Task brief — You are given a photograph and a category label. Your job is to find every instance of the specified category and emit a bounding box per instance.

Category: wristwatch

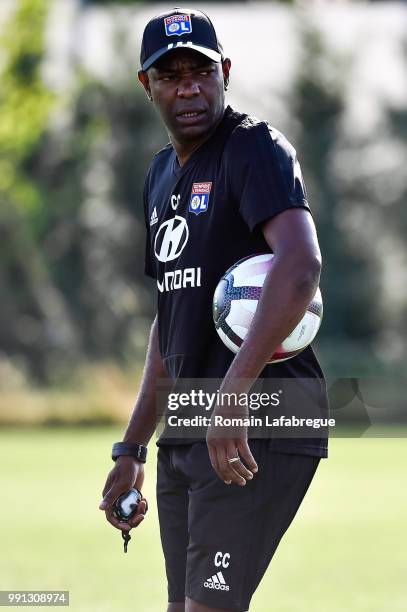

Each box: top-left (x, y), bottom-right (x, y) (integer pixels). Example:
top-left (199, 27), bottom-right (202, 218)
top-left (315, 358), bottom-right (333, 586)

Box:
top-left (111, 442), bottom-right (147, 463)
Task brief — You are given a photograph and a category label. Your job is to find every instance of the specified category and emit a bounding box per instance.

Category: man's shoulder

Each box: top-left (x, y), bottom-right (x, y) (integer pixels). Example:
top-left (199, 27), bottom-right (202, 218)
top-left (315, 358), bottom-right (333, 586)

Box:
top-left (226, 109), bottom-right (296, 159)
top-left (147, 142), bottom-right (174, 179)
top-left (150, 142), bottom-right (174, 170)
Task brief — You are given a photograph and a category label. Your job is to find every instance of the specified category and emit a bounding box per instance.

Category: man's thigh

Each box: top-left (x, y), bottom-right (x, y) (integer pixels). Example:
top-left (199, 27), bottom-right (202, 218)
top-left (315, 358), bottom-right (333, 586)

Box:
top-left (184, 441), bottom-right (320, 611)
top-left (157, 441), bottom-right (320, 611)
top-left (157, 446), bottom-right (190, 605)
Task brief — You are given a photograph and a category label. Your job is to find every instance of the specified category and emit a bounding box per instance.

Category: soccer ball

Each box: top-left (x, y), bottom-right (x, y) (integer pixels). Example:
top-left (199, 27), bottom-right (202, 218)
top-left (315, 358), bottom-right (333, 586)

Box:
top-left (212, 253), bottom-right (323, 363)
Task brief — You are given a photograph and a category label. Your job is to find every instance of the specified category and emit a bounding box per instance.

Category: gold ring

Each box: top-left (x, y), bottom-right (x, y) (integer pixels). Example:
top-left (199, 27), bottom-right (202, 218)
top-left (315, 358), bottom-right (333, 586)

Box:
top-left (227, 457), bottom-right (239, 464)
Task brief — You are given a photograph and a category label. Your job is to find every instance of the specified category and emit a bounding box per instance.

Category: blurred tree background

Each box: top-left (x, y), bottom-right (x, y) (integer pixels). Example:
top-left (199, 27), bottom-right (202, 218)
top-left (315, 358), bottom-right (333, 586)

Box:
top-left (0, 0), bottom-right (406, 423)
top-left (1, 0), bottom-right (161, 388)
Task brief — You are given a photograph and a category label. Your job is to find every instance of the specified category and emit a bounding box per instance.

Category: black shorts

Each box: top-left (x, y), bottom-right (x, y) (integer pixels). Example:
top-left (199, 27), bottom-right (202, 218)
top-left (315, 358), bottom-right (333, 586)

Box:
top-left (156, 440), bottom-right (320, 611)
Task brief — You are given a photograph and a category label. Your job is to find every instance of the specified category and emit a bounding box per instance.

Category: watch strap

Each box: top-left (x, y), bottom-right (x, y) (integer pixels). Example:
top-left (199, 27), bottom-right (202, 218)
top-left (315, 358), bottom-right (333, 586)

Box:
top-left (112, 442), bottom-right (147, 463)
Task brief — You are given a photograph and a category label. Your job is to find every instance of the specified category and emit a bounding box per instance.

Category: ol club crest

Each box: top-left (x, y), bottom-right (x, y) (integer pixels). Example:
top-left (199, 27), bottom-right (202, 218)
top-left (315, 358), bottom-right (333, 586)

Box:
top-left (164, 14), bottom-right (192, 37)
top-left (189, 182), bottom-right (212, 215)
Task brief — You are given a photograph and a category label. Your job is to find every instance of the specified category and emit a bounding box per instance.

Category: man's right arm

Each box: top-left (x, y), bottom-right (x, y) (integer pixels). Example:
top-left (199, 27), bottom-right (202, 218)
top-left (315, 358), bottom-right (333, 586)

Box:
top-left (122, 314), bottom-right (167, 445)
top-left (98, 314), bottom-right (167, 531)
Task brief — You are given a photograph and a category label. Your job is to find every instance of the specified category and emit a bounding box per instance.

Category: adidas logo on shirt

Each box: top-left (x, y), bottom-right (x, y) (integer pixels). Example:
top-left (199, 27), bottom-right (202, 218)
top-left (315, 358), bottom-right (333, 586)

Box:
top-left (150, 206), bottom-right (158, 226)
top-left (203, 571), bottom-right (229, 591)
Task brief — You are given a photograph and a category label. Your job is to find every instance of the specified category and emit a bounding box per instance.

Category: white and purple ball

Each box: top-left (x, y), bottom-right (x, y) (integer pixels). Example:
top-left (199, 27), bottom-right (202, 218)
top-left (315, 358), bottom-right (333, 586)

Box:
top-left (213, 253), bottom-right (323, 363)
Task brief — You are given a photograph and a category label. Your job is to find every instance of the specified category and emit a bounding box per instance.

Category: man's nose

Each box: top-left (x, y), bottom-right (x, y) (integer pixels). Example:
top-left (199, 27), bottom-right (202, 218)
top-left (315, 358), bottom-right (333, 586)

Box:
top-left (177, 78), bottom-right (200, 97)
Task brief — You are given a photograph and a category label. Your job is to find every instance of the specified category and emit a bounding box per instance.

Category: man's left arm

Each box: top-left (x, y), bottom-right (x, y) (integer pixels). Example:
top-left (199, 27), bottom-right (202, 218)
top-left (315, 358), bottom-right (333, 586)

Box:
top-left (206, 208), bottom-right (322, 484)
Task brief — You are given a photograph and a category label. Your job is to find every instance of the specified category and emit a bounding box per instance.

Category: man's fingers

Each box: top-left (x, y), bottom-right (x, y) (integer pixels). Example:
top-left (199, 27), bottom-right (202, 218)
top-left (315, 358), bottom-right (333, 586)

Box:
top-left (207, 439), bottom-right (258, 486)
top-left (225, 442), bottom-right (255, 482)
top-left (99, 484), bottom-right (122, 510)
top-left (129, 514), bottom-right (145, 528)
top-left (138, 498), bottom-right (148, 515)
top-left (104, 507), bottom-right (131, 531)
top-left (237, 440), bottom-right (258, 474)
top-left (127, 509), bottom-right (146, 529)
top-left (216, 444), bottom-right (246, 486)
top-left (125, 496), bottom-right (148, 528)
top-left (99, 488), bottom-right (115, 510)
top-left (99, 479), bottom-right (136, 511)
top-left (101, 487), bottom-right (147, 530)
top-left (103, 501), bottom-right (146, 532)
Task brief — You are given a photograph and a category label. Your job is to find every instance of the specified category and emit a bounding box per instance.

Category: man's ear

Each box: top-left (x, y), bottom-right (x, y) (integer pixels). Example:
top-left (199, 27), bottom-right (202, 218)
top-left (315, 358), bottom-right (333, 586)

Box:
top-left (138, 70), bottom-right (153, 101)
top-left (222, 58), bottom-right (231, 90)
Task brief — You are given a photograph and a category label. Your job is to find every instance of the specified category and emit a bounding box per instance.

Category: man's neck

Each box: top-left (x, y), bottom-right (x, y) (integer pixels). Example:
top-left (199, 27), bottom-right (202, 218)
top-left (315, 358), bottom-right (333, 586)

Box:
top-left (171, 109), bottom-right (225, 167)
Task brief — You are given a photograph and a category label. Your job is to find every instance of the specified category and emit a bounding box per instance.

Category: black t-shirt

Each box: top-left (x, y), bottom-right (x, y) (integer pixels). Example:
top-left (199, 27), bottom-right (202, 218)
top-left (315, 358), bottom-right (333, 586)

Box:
top-left (144, 106), bottom-right (328, 458)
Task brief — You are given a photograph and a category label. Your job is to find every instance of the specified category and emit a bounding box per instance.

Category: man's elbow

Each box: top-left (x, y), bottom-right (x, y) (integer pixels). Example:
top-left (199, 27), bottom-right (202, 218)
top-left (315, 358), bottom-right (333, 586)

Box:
top-left (293, 255), bottom-right (322, 296)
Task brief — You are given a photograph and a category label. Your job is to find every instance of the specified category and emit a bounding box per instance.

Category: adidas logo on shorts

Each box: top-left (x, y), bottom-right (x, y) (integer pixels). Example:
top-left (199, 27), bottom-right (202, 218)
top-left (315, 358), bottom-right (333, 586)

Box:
top-left (203, 571), bottom-right (229, 591)
top-left (150, 206), bottom-right (158, 226)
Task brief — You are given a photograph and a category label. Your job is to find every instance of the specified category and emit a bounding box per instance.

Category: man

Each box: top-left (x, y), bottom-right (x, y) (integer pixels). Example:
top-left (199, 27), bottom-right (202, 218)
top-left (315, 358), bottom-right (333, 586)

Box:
top-left (99, 7), bottom-right (328, 612)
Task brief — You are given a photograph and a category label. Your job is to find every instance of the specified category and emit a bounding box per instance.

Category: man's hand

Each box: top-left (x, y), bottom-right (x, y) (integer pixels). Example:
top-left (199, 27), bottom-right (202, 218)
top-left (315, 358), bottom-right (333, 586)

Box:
top-left (99, 456), bottom-right (148, 531)
top-left (206, 402), bottom-right (258, 486)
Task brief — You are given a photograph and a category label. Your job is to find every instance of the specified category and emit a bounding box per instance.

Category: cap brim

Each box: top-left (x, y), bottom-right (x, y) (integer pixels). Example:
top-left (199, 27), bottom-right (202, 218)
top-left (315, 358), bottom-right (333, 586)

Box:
top-left (142, 43), bottom-right (222, 71)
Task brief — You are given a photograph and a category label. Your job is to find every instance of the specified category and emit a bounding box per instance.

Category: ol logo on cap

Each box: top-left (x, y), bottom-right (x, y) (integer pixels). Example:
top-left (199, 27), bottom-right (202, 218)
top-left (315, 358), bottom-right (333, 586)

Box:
top-left (164, 14), bottom-right (192, 37)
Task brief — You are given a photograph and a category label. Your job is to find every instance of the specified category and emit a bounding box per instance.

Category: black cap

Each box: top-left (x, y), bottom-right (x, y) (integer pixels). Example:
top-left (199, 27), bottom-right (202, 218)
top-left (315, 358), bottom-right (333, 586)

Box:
top-left (140, 7), bottom-right (223, 71)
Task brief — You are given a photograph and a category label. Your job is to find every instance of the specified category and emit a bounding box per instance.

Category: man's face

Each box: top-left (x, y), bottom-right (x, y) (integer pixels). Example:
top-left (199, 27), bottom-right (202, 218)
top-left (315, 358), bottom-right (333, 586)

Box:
top-left (139, 49), bottom-right (230, 144)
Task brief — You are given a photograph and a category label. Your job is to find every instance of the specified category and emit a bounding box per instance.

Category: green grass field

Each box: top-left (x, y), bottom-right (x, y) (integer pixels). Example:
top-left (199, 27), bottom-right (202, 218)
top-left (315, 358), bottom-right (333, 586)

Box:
top-left (0, 427), bottom-right (406, 611)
